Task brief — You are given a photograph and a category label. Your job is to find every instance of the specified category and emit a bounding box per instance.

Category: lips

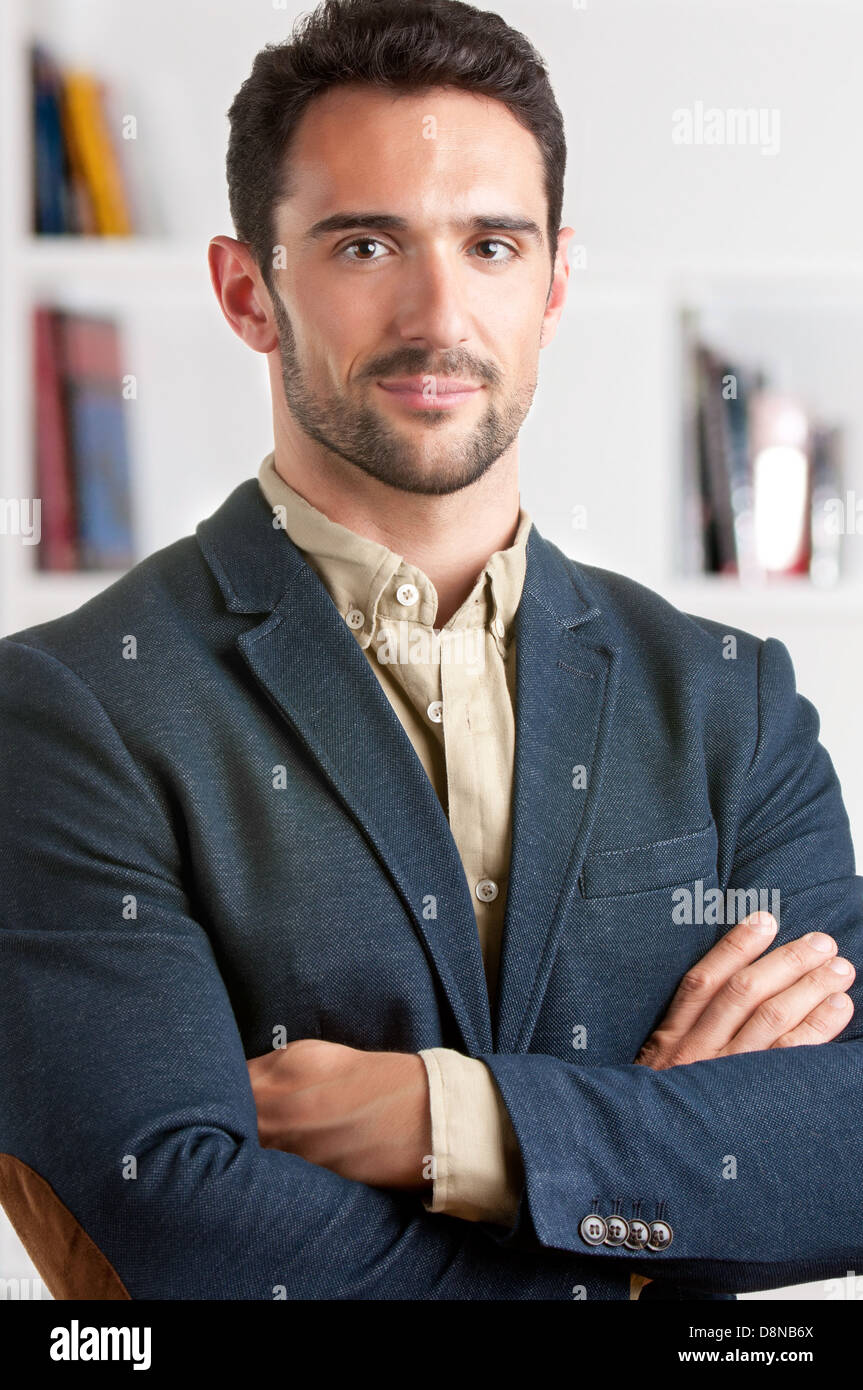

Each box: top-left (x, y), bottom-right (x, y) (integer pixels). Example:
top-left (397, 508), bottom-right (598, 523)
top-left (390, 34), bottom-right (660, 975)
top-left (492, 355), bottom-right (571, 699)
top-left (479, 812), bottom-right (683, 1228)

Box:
top-left (375, 377), bottom-right (485, 410)
top-left (377, 377), bottom-right (483, 394)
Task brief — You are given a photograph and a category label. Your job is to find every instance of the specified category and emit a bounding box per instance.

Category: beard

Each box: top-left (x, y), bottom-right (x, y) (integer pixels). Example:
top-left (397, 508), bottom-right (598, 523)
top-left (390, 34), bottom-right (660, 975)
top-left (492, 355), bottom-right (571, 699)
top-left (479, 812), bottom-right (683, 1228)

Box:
top-left (270, 291), bottom-right (536, 497)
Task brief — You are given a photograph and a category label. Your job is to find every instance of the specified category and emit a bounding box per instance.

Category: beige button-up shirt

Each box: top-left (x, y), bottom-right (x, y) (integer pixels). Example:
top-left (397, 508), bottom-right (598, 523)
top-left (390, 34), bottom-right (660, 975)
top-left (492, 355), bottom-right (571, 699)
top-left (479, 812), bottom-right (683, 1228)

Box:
top-left (257, 453), bottom-right (649, 1300)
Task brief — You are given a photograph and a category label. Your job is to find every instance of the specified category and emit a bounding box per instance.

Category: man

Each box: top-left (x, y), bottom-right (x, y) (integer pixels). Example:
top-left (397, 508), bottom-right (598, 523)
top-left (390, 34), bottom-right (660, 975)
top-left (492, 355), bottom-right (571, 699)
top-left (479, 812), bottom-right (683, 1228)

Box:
top-left (0, 0), bottom-right (860, 1302)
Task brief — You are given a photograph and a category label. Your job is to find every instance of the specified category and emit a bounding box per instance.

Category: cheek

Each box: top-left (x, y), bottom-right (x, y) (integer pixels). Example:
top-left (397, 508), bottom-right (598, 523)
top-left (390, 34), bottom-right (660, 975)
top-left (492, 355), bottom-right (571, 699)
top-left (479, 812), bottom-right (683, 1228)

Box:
top-left (297, 304), bottom-right (383, 390)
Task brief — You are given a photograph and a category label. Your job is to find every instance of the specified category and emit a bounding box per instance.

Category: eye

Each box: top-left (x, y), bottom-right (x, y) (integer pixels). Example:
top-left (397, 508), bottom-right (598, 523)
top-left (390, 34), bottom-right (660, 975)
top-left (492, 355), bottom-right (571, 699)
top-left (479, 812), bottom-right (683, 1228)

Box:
top-left (472, 239), bottom-right (519, 264)
top-left (337, 236), bottom-right (520, 265)
top-left (339, 238), bottom-right (390, 262)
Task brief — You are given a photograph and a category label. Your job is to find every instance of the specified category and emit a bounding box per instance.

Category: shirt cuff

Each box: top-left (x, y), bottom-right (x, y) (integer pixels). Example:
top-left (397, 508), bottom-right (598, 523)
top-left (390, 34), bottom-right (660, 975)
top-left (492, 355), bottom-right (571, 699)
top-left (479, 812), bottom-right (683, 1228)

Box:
top-left (418, 1047), bottom-right (524, 1226)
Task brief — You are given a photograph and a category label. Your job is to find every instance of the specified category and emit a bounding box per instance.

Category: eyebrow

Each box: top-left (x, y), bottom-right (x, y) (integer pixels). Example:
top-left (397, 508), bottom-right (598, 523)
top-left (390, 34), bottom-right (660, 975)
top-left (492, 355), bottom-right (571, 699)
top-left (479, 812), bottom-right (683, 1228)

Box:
top-left (304, 212), bottom-right (544, 246)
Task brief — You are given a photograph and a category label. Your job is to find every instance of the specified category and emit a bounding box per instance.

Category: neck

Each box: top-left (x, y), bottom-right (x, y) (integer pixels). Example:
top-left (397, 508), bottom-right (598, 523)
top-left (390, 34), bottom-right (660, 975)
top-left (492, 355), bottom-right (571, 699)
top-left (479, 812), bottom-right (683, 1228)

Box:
top-left (271, 430), bottom-right (521, 628)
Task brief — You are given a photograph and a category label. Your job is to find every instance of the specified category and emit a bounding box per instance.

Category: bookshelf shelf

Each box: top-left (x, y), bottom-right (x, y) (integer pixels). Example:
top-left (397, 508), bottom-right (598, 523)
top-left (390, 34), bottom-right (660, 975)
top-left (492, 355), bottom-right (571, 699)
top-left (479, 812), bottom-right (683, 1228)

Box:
top-left (9, 570), bottom-right (127, 635)
top-left (19, 237), bottom-right (210, 281)
top-left (662, 577), bottom-right (863, 619)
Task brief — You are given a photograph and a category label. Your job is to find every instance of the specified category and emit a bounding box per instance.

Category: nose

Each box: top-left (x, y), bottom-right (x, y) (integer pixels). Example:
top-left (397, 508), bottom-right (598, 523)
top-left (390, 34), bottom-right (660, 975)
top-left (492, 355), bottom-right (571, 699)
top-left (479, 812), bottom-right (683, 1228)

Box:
top-left (392, 249), bottom-right (473, 352)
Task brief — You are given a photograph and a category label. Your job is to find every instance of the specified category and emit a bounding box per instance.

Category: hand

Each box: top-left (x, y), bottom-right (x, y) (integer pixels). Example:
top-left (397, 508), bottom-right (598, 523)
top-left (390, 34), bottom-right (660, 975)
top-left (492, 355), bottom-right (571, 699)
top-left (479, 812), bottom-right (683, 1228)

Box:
top-left (634, 912), bottom-right (856, 1069)
top-left (247, 1038), bottom-right (432, 1190)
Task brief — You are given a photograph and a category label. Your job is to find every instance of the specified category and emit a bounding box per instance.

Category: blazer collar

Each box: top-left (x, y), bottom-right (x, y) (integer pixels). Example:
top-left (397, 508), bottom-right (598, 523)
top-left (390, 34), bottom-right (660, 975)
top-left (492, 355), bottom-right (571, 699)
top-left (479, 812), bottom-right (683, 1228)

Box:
top-left (196, 475), bottom-right (605, 629)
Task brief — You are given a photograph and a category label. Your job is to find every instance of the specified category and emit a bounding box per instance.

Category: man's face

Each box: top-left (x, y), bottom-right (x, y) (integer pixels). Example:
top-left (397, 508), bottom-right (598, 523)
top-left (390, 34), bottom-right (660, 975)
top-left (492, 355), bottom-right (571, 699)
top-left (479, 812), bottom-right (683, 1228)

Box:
top-left (267, 84), bottom-right (562, 496)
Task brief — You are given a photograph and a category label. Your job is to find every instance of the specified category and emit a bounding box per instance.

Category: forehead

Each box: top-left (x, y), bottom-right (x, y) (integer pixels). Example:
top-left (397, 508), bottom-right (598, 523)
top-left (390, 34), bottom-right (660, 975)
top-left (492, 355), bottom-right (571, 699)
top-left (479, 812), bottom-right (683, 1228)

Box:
top-left (281, 83), bottom-right (546, 220)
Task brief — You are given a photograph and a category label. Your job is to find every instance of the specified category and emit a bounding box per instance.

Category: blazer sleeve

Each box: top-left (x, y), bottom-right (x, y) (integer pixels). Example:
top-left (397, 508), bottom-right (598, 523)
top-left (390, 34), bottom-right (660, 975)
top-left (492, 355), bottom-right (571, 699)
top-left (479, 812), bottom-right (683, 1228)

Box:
top-left (0, 636), bottom-right (595, 1301)
top-left (477, 636), bottom-right (863, 1295)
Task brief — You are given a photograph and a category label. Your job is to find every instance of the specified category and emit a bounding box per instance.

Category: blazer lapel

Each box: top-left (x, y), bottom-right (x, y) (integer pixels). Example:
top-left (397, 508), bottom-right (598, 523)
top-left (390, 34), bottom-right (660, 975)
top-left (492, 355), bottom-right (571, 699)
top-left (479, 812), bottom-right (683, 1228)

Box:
top-left (494, 531), bottom-right (621, 1054)
top-left (197, 479), bottom-right (494, 1056)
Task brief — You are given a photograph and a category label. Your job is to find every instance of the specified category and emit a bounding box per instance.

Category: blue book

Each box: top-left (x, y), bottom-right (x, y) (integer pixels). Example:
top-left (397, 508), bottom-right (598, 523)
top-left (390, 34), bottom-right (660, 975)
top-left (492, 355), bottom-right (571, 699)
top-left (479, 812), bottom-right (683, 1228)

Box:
top-left (59, 315), bottom-right (135, 570)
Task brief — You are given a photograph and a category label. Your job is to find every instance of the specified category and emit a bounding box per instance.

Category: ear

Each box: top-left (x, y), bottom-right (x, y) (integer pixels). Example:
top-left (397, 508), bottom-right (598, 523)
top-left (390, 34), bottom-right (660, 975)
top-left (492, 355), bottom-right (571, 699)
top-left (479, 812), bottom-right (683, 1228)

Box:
top-left (208, 236), bottom-right (279, 353)
top-left (540, 226), bottom-right (577, 349)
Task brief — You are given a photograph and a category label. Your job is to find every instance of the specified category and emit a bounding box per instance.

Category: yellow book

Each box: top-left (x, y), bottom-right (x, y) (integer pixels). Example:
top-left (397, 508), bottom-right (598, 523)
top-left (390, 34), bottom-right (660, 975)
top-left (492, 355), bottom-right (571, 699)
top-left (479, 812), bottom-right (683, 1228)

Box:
top-left (58, 72), bottom-right (97, 233)
top-left (62, 71), bottom-right (132, 235)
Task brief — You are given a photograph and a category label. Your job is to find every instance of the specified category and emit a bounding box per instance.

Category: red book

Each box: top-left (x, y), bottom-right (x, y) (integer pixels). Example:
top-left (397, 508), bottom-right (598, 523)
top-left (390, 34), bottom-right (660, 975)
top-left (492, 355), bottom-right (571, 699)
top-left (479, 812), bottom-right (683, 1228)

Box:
top-left (33, 307), bottom-right (78, 570)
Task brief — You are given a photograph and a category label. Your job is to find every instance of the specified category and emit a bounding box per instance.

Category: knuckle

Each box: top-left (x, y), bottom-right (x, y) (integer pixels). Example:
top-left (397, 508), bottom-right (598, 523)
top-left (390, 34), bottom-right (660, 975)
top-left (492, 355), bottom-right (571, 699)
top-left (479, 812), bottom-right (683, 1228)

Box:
top-left (636, 1033), bottom-right (674, 1069)
top-left (783, 943), bottom-right (810, 973)
top-left (804, 1010), bottom-right (834, 1037)
top-left (720, 930), bottom-right (751, 959)
top-left (679, 967), bottom-right (713, 998)
top-left (635, 1037), bottom-right (664, 1066)
top-left (724, 969), bottom-right (756, 1003)
top-left (756, 999), bottom-right (788, 1033)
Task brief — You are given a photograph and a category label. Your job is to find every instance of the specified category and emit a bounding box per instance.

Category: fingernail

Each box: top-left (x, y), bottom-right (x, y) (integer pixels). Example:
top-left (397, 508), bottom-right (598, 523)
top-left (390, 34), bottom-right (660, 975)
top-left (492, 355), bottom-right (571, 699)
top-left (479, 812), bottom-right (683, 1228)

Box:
top-left (829, 959), bottom-right (852, 975)
top-left (805, 932), bottom-right (834, 952)
top-left (828, 993), bottom-right (850, 1009)
top-left (745, 912), bottom-right (777, 931)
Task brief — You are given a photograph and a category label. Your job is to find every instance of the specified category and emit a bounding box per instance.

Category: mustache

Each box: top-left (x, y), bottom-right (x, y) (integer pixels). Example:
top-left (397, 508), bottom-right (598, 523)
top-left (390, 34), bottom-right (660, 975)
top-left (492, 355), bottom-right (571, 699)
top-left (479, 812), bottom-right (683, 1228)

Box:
top-left (358, 355), bottom-right (502, 388)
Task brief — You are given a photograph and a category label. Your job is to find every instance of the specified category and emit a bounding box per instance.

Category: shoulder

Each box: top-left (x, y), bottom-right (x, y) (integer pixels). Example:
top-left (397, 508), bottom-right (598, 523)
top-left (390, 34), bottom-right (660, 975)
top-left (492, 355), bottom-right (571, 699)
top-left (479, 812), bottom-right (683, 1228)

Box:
top-left (0, 532), bottom-right (218, 690)
top-left (546, 539), bottom-right (763, 666)
top-left (535, 537), bottom-right (802, 734)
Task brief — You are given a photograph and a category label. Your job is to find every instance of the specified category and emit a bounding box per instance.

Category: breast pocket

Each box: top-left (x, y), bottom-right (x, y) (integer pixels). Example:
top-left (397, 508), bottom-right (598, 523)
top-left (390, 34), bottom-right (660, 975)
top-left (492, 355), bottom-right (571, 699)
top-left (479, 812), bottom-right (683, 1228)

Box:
top-left (578, 820), bottom-right (719, 900)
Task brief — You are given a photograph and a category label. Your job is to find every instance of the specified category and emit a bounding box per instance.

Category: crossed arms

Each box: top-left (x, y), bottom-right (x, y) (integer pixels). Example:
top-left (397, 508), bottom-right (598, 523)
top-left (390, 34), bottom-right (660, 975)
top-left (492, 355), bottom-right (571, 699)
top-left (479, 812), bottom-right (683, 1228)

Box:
top-left (247, 911), bottom-right (856, 1201)
top-left (1, 635), bottom-right (861, 1298)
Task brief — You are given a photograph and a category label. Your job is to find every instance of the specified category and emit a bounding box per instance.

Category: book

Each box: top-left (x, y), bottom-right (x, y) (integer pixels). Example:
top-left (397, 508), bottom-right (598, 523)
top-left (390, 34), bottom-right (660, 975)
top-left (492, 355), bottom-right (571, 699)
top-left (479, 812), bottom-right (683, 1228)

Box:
top-left (30, 44), bottom-right (133, 236)
top-left (58, 72), bottom-right (98, 234)
top-left (694, 344), bottom-right (737, 573)
top-left (54, 314), bottom-right (135, 570)
top-left (809, 425), bottom-right (843, 587)
top-left (32, 47), bottom-right (71, 233)
top-left (33, 307), bottom-right (79, 570)
top-left (748, 389), bottom-right (812, 577)
top-left (61, 72), bottom-right (132, 235)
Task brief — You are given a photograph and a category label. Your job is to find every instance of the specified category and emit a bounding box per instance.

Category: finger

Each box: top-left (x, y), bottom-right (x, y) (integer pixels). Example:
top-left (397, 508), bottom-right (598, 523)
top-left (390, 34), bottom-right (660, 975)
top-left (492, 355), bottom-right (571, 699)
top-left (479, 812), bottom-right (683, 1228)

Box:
top-left (680, 929), bottom-right (840, 1055)
top-left (656, 911), bottom-right (779, 1040)
top-left (720, 956), bottom-right (855, 1054)
top-left (770, 991), bottom-right (855, 1049)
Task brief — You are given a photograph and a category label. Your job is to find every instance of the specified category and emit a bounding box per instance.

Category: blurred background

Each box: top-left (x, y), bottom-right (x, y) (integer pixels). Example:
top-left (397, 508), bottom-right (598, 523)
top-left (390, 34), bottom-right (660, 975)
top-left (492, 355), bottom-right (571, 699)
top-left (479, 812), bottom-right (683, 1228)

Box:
top-left (1, 0), bottom-right (861, 1300)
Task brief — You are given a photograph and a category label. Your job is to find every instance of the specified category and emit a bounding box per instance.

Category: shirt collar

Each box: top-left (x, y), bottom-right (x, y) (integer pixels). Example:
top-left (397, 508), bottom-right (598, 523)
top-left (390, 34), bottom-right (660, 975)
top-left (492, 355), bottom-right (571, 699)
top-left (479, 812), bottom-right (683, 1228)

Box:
top-left (257, 451), bottom-right (531, 653)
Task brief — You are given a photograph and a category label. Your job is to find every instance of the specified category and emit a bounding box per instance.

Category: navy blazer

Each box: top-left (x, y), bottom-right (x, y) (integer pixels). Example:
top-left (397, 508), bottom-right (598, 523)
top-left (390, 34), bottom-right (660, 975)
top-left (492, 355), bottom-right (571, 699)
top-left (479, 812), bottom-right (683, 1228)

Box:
top-left (1, 475), bottom-right (861, 1300)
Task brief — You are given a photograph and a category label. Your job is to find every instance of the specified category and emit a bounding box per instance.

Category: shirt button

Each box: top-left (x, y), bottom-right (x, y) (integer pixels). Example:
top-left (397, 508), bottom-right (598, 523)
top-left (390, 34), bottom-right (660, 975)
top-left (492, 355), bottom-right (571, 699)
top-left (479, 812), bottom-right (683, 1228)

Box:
top-left (427, 700), bottom-right (443, 723)
top-left (396, 582), bottom-right (419, 606)
top-left (491, 616), bottom-right (506, 639)
top-left (346, 608), bottom-right (365, 630)
top-left (475, 878), bottom-right (499, 903)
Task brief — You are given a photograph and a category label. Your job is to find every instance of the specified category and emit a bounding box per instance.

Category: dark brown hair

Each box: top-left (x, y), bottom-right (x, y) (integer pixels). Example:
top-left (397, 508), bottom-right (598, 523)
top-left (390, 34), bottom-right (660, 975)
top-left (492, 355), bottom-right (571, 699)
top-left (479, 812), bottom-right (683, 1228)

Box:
top-left (226, 0), bottom-right (566, 287)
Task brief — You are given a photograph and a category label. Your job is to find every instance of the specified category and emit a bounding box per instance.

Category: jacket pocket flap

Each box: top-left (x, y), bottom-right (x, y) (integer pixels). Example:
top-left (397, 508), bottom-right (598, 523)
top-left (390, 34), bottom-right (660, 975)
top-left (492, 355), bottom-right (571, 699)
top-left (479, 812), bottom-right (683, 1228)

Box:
top-left (580, 821), bottom-right (718, 899)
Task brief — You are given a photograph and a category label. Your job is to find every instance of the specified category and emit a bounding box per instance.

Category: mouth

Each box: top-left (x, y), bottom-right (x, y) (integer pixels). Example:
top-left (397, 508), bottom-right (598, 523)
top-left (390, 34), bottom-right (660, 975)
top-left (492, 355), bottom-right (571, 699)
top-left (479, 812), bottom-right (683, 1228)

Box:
top-left (376, 377), bottom-right (485, 410)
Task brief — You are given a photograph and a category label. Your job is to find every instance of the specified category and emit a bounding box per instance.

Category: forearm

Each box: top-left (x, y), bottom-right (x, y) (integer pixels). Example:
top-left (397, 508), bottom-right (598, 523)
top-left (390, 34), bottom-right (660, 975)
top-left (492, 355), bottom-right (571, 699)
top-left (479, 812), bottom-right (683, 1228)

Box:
top-left (0, 925), bottom-right (625, 1301)
top-left (480, 1038), bottom-right (863, 1294)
